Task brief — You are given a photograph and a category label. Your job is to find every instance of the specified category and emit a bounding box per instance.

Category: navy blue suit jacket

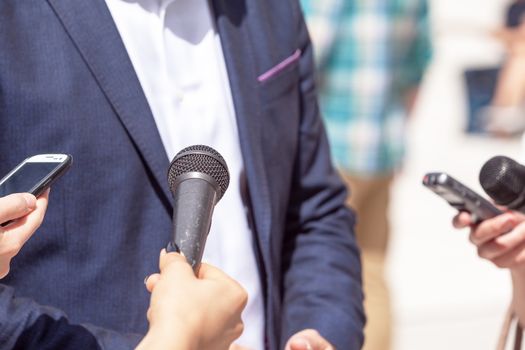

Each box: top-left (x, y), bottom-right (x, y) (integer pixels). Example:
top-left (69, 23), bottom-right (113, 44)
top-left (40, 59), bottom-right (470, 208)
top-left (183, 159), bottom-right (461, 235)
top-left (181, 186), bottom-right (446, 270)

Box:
top-left (0, 0), bottom-right (364, 349)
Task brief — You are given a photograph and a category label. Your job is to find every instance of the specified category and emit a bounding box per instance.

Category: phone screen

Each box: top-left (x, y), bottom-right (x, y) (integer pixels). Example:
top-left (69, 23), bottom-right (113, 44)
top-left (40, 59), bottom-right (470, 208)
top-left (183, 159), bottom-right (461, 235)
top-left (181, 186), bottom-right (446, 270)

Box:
top-left (0, 162), bottom-right (60, 197)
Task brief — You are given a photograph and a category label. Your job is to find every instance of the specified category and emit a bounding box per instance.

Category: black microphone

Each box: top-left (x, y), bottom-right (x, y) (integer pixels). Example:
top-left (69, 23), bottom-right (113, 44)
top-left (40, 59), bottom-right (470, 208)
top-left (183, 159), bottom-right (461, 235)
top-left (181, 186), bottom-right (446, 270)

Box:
top-left (167, 145), bottom-right (230, 272)
top-left (479, 155), bottom-right (525, 211)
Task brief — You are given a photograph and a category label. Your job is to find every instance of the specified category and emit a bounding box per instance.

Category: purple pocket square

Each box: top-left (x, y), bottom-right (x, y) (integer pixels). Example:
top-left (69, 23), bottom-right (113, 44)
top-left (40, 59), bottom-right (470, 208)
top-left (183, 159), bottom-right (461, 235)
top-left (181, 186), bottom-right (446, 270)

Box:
top-left (257, 49), bottom-right (301, 83)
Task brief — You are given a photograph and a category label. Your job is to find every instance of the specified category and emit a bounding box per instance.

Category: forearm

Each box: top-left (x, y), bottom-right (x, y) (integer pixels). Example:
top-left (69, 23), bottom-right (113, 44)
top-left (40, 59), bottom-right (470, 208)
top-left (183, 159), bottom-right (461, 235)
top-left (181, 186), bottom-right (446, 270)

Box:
top-left (281, 208), bottom-right (365, 350)
top-left (394, 0), bottom-right (432, 94)
top-left (511, 268), bottom-right (525, 326)
top-left (136, 328), bottom-right (195, 350)
top-left (135, 306), bottom-right (199, 350)
top-left (301, 0), bottom-right (344, 66)
top-left (0, 284), bottom-right (141, 350)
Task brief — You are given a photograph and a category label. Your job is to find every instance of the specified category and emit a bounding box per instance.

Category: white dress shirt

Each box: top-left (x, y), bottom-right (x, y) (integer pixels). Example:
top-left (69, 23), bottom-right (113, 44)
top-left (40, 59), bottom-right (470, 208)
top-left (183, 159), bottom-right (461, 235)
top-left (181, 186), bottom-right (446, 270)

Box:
top-left (105, 0), bottom-right (264, 348)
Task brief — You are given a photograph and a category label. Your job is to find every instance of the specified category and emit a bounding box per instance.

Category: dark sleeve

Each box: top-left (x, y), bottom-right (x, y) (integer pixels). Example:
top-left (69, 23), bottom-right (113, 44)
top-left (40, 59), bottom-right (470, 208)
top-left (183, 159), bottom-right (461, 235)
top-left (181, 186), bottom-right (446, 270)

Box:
top-left (279, 1), bottom-right (365, 349)
top-left (0, 284), bottom-right (142, 350)
top-left (506, 3), bottom-right (525, 28)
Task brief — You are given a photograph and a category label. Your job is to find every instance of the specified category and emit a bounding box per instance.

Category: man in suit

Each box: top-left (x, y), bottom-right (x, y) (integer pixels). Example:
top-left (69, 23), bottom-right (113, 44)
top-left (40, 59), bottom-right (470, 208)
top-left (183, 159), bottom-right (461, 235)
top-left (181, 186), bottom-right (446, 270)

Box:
top-left (0, 0), bottom-right (364, 349)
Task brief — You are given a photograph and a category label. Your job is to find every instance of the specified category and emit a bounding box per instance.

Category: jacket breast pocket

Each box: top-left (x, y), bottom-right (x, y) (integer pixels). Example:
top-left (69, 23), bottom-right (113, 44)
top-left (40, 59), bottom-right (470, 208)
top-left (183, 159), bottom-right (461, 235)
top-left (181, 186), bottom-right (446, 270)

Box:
top-left (257, 53), bottom-right (301, 184)
top-left (258, 49), bottom-right (301, 102)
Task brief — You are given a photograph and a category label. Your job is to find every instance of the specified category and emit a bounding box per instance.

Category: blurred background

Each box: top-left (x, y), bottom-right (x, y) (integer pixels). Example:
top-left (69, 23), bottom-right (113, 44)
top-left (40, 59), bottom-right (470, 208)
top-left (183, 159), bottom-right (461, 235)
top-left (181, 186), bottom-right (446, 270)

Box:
top-left (388, 0), bottom-right (522, 349)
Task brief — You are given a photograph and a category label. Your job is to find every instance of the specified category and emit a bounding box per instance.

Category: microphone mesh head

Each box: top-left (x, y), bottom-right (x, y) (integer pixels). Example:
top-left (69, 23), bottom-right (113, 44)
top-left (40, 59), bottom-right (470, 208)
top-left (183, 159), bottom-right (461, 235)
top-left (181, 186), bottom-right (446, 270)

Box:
top-left (167, 145), bottom-right (230, 200)
top-left (479, 155), bottom-right (525, 206)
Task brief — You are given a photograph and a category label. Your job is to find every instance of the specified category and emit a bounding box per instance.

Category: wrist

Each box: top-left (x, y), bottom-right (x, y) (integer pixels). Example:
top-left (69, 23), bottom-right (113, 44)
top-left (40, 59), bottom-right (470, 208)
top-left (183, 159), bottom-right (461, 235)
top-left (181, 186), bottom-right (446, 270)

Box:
top-left (137, 325), bottom-right (198, 350)
top-left (510, 265), bottom-right (525, 277)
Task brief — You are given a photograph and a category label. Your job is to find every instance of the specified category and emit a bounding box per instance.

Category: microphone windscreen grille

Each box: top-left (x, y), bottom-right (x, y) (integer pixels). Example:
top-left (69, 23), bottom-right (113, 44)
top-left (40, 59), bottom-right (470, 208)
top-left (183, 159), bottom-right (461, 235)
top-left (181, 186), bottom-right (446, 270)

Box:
top-left (479, 156), bottom-right (525, 206)
top-left (168, 145), bottom-right (230, 200)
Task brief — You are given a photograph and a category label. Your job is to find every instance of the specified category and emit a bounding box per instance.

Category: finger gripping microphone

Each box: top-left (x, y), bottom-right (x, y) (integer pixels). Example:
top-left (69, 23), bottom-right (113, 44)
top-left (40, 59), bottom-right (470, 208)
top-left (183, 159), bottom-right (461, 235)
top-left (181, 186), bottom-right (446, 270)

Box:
top-left (167, 145), bottom-right (230, 272)
top-left (479, 155), bottom-right (525, 211)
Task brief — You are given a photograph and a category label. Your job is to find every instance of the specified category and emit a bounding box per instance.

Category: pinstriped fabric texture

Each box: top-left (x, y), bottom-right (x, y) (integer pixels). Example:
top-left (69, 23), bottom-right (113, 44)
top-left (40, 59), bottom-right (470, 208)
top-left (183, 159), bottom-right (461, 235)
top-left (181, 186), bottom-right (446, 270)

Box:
top-left (301, 0), bottom-right (432, 174)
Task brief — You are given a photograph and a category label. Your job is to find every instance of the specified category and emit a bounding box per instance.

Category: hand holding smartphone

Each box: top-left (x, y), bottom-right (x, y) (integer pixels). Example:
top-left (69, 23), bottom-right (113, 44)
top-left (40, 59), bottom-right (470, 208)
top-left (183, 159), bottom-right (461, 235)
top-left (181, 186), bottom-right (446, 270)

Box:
top-left (0, 154), bottom-right (72, 226)
top-left (423, 172), bottom-right (502, 223)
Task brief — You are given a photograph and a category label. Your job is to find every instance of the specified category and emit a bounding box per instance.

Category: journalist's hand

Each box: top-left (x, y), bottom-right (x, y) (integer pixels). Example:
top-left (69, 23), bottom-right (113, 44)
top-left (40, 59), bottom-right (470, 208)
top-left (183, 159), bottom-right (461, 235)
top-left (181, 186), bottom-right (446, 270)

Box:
top-left (139, 250), bottom-right (247, 350)
top-left (453, 210), bottom-right (525, 269)
top-left (0, 191), bottom-right (49, 278)
top-left (284, 329), bottom-right (335, 350)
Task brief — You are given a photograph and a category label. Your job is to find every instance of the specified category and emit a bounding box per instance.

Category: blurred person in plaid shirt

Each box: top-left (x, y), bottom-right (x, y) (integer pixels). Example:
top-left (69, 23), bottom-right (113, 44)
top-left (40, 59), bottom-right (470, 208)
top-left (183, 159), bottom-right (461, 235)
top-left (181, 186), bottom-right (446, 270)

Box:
top-left (300, 1), bottom-right (432, 349)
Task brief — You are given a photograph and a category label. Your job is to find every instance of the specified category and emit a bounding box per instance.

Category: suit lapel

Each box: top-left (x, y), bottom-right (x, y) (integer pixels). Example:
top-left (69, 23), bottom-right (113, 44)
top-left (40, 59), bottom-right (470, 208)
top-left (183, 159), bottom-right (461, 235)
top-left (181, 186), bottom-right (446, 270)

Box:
top-left (46, 0), bottom-right (270, 240)
top-left (211, 0), bottom-right (272, 252)
top-left (47, 0), bottom-right (172, 203)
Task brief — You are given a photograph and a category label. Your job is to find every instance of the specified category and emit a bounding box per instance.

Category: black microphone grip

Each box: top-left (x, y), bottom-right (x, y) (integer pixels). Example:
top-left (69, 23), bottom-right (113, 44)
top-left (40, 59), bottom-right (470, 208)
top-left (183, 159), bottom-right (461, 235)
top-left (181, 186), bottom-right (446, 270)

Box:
top-left (171, 177), bottom-right (218, 273)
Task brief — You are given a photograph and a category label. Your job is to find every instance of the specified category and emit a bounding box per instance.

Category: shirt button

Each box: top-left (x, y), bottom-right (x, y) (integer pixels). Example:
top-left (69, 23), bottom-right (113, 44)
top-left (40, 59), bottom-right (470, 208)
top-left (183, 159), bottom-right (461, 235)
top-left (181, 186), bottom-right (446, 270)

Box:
top-left (174, 89), bottom-right (185, 103)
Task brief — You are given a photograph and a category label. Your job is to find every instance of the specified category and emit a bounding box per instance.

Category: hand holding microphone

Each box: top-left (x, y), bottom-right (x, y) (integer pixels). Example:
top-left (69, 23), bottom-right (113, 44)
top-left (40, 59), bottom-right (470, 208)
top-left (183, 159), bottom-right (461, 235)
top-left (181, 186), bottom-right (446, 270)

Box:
top-left (138, 145), bottom-right (247, 350)
top-left (139, 250), bottom-right (247, 350)
top-left (451, 155), bottom-right (525, 330)
top-left (451, 155), bottom-right (525, 270)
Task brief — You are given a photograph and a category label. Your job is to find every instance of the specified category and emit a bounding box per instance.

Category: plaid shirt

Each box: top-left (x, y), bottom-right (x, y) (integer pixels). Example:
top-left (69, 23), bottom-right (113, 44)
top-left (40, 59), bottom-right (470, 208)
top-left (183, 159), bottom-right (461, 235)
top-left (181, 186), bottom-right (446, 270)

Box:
top-left (301, 0), bottom-right (432, 175)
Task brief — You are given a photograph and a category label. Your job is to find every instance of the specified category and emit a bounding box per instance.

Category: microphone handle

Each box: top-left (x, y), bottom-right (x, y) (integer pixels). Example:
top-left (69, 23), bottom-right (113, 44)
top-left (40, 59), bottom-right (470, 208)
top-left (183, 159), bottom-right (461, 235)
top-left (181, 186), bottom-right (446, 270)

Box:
top-left (171, 178), bottom-right (217, 273)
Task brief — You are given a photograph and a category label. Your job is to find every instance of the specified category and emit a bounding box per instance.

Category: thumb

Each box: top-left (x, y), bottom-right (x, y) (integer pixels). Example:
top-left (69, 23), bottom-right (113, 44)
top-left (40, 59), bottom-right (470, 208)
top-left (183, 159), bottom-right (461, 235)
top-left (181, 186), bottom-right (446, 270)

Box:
top-left (0, 193), bottom-right (36, 223)
top-left (228, 344), bottom-right (252, 350)
top-left (288, 338), bottom-right (313, 350)
top-left (286, 329), bottom-right (333, 350)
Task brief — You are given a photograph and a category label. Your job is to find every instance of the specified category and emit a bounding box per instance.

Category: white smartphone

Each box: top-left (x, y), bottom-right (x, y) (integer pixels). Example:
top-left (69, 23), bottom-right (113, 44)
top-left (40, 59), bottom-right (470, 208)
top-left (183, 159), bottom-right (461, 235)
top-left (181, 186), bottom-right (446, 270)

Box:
top-left (0, 153), bottom-right (72, 198)
top-left (0, 154), bottom-right (72, 226)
